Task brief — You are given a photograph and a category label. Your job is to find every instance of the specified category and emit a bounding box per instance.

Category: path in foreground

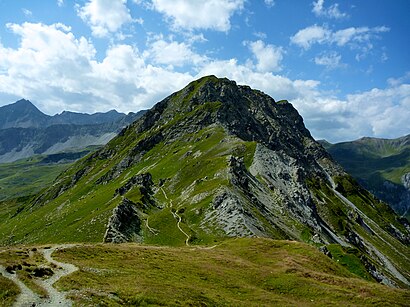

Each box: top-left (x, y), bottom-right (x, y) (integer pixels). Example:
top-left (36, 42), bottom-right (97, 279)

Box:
top-left (0, 245), bottom-right (78, 306)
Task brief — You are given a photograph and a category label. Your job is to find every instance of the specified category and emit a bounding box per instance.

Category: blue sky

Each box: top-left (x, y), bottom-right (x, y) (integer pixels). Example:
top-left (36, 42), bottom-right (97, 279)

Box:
top-left (0, 0), bottom-right (409, 142)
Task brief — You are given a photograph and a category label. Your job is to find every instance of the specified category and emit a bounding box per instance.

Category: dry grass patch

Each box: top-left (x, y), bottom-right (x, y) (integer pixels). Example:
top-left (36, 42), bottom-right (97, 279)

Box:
top-left (52, 238), bottom-right (410, 306)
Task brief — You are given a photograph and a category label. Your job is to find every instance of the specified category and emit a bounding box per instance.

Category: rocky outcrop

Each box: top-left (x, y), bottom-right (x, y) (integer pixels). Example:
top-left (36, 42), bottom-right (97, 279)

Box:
top-left (203, 189), bottom-right (256, 237)
top-left (115, 173), bottom-right (156, 211)
top-left (104, 198), bottom-right (142, 243)
top-left (402, 173), bottom-right (410, 190)
top-left (104, 173), bottom-right (156, 243)
top-left (115, 173), bottom-right (153, 196)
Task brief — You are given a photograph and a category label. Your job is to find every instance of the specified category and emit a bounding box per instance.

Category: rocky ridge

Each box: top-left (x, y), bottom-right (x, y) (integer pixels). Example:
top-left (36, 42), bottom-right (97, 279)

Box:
top-left (1, 76), bottom-right (409, 288)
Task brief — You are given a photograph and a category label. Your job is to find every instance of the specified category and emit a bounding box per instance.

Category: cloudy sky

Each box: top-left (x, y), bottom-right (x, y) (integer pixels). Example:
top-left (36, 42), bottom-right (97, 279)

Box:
top-left (0, 0), bottom-right (409, 142)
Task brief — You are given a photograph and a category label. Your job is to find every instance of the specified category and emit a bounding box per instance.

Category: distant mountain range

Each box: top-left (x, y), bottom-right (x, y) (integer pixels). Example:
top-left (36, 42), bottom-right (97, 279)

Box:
top-left (0, 99), bottom-right (146, 163)
top-left (0, 99), bottom-right (125, 129)
top-left (320, 135), bottom-right (410, 220)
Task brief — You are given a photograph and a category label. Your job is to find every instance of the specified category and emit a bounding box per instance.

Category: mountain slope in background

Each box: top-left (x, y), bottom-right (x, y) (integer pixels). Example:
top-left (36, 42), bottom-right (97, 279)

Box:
top-left (320, 136), bottom-right (410, 220)
top-left (0, 99), bottom-right (49, 129)
top-left (0, 124), bottom-right (116, 163)
top-left (0, 99), bottom-right (125, 129)
top-left (0, 150), bottom-right (96, 201)
top-left (0, 76), bottom-right (409, 288)
top-left (0, 100), bottom-right (146, 163)
top-left (49, 110), bottom-right (124, 126)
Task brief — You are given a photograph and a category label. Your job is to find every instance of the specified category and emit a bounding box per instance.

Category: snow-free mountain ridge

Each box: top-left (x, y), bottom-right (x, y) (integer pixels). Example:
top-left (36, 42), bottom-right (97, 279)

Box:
top-left (0, 76), bottom-right (409, 289)
top-left (0, 99), bottom-right (146, 163)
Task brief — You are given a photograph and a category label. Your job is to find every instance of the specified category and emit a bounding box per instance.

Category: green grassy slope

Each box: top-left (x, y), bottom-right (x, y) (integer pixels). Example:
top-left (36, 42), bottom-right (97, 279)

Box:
top-left (0, 276), bottom-right (19, 307)
top-left (0, 124), bottom-right (254, 245)
top-left (321, 135), bottom-right (410, 184)
top-left (321, 135), bottom-right (410, 218)
top-left (0, 148), bottom-right (100, 201)
top-left (0, 157), bottom-right (71, 201)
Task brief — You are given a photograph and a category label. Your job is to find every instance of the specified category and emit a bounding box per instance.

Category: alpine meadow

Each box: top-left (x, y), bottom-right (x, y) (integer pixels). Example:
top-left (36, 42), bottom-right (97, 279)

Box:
top-left (0, 0), bottom-right (409, 306)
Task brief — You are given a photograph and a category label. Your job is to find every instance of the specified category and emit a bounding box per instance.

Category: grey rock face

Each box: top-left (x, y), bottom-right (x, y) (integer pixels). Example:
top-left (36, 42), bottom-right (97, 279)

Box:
top-left (203, 188), bottom-right (256, 237)
top-left (402, 172), bottom-right (410, 190)
top-left (104, 198), bottom-right (142, 243)
top-left (115, 173), bottom-right (153, 196)
top-left (115, 173), bottom-right (156, 211)
top-left (0, 99), bottom-right (49, 129)
top-left (103, 173), bottom-right (157, 243)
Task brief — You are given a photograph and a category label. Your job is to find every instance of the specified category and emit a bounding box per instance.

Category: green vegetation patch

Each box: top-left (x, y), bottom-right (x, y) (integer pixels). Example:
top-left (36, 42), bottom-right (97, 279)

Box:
top-left (0, 276), bottom-right (19, 307)
top-left (326, 244), bottom-right (373, 281)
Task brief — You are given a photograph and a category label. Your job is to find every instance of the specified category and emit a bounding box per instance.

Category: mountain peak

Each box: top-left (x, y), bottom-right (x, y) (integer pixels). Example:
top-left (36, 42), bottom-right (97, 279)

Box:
top-left (15, 98), bottom-right (34, 106)
top-left (134, 75), bottom-right (315, 161)
top-left (0, 98), bottom-right (49, 129)
top-left (0, 99), bottom-right (128, 129)
top-left (4, 77), bottom-right (409, 288)
top-left (11, 99), bottom-right (42, 112)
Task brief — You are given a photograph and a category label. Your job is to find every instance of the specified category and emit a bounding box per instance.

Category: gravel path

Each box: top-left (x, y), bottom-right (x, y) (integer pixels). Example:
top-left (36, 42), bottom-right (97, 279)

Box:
top-left (38, 245), bottom-right (78, 306)
top-left (0, 265), bottom-right (42, 306)
top-left (0, 244), bottom-right (78, 306)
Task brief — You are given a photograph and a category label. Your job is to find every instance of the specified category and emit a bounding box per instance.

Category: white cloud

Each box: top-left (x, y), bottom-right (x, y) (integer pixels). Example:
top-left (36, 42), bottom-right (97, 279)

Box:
top-left (344, 84), bottom-right (410, 138)
top-left (150, 0), bottom-right (244, 32)
top-left (57, 0), bottom-right (64, 7)
top-left (312, 0), bottom-right (347, 19)
top-left (77, 0), bottom-right (133, 37)
top-left (245, 40), bottom-right (284, 72)
top-left (145, 38), bottom-right (206, 67)
top-left (0, 22), bottom-right (193, 114)
top-left (387, 72), bottom-right (410, 87)
top-left (332, 26), bottom-right (389, 46)
top-left (253, 32), bottom-right (267, 39)
top-left (314, 51), bottom-right (343, 69)
top-left (291, 82), bottom-right (410, 142)
top-left (290, 25), bottom-right (330, 49)
top-left (265, 0), bottom-right (275, 8)
top-left (291, 25), bottom-right (389, 50)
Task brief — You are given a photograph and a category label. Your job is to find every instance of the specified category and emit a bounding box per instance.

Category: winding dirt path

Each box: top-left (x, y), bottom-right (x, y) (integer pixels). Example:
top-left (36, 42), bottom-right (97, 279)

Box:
top-left (160, 187), bottom-right (191, 246)
top-left (145, 217), bottom-right (159, 235)
top-left (0, 265), bottom-right (42, 306)
top-left (39, 245), bottom-right (79, 306)
top-left (0, 244), bottom-right (78, 306)
top-left (173, 209), bottom-right (191, 246)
